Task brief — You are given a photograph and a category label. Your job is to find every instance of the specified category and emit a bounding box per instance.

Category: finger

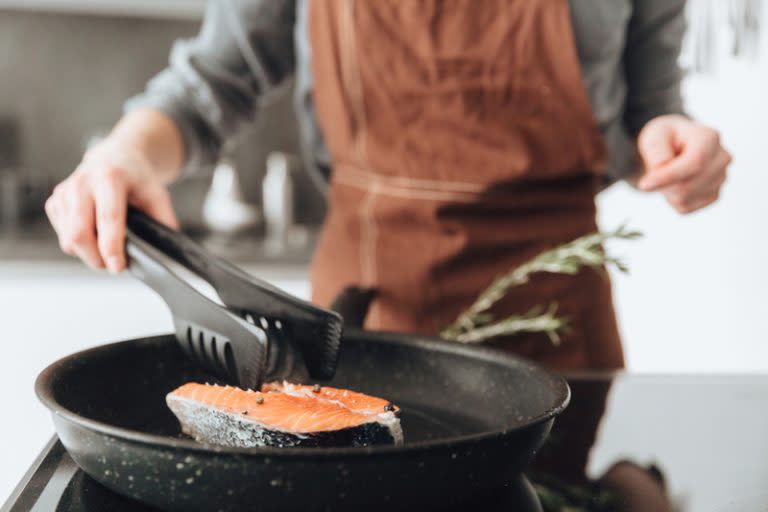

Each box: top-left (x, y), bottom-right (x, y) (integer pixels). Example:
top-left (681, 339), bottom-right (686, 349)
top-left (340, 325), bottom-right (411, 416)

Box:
top-left (132, 188), bottom-right (179, 229)
top-left (637, 120), bottom-right (677, 171)
top-left (93, 168), bottom-right (128, 274)
top-left (672, 189), bottom-right (721, 215)
top-left (663, 184), bottom-right (717, 214)
top-left (689, 150), bottom-right (729, 194)
top-left (639, 140), bottom-right (714, 192)
top-left (660, 149), bottom-right (730, 208)
top-left (640, 124), bottom-right (722, 192)
top-left (45, 194), bottom-right (69, 251)
top-left (65, 183), bottom-right (105, 269)
top-left (45, 194), bottom-right (62, 234)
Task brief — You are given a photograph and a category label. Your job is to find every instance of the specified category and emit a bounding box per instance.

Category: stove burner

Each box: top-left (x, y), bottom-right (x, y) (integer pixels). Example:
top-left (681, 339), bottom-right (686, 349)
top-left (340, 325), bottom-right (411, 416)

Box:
top-left (58, 472), bottom-right (162, 512)
top-left (4, 438), bottom-right (543, 511)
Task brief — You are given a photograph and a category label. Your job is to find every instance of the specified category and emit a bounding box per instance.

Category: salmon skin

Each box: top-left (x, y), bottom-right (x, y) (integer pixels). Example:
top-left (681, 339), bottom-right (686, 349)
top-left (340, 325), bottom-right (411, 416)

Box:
top-left (167, 382), bottom-right (403, 448)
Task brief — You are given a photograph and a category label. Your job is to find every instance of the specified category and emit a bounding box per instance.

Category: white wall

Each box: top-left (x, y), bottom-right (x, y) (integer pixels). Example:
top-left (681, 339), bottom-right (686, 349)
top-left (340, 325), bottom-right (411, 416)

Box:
top-left (598, 29), bottom-right (768, 372)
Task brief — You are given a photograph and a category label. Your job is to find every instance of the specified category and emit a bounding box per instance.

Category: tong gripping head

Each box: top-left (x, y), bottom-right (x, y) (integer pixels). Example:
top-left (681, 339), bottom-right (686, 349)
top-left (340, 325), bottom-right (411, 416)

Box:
top-left (125, 206), bottom-right (342, 388)
top-left (126, 233), bottom-right (269, 388)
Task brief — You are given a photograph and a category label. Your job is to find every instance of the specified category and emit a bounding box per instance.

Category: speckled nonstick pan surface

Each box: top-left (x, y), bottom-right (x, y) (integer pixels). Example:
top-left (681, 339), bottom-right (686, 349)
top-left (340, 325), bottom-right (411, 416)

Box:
top-left (36, 331), bottom-right (569, 512)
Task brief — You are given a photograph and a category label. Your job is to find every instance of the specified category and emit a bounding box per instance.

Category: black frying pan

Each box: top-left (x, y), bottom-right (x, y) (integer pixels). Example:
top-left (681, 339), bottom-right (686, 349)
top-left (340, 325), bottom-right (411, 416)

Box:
top-left (36, 329), bottom-right (568, 511)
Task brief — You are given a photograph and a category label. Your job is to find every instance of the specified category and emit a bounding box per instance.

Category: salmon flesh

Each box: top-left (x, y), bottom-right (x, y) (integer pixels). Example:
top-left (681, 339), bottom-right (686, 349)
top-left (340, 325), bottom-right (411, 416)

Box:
top-left (166, 382), bottom-right (403, 448)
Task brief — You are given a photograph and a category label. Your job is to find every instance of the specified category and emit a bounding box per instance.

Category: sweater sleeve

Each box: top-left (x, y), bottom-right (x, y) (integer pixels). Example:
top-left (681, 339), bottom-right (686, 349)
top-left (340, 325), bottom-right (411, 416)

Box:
top-left (623, 0), bottom-right (688, 136)
top-left (124, 0), bottom-right (296, 173)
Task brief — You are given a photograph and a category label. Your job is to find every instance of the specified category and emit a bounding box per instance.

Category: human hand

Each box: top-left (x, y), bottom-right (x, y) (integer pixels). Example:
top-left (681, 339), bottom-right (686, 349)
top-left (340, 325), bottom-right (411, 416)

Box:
top-left (636, 114), bottom-right (731, 214)
top-left (45, 139), bottom-right (178, 273)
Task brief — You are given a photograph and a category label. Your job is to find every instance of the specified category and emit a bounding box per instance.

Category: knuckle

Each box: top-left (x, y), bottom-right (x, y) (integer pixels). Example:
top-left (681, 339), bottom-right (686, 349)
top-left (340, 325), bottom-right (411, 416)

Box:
top-left (669, 184), bottom-right (689, 199)
top-left (667, 190), bottom-right (690, 211)
top-left (59, 231), bottom-right (76, 253)
top-left (44, 196), bottom-right (55, 215)
top-left (59, 240), bottom-right (74, 254)
top-left (62, 172), bottom-right (86, 193)
top-left (705, 128), bottom-right (721, 146)
top-left (72, 171), bottom-right (89, 186)
top-left (99, 241), bottom-right (122, 259)
top-left (98, 200), bottom-right (123, 221)
top-left (140, 185), bottom-right (164, 200)
top-left (101, 166), bottom-right (125, 184)
top-left (69, 223), bottom-right (93, 245)
top-left (666, 193), bottom-right (682, 206)
top-left (637, 128), bottom-right (654, 147)
top-left (690, 150), bottom-right (706, 170)
top-left (52, 183), bottom-right (66, 197)
top-left (99, 207), bottom-right (122, 223)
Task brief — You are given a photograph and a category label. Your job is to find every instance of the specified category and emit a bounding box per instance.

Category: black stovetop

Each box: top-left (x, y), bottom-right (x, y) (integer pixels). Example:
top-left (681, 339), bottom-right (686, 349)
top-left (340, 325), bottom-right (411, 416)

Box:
top-left (3, 440), bottom-right (542, 512)
top-left (5, 374), bottom-right (768, 511)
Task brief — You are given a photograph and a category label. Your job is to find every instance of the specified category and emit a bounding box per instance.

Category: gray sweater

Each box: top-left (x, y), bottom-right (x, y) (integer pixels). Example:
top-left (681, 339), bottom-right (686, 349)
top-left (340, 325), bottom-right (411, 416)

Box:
top-left (126, 0), bottom-right (687, 185)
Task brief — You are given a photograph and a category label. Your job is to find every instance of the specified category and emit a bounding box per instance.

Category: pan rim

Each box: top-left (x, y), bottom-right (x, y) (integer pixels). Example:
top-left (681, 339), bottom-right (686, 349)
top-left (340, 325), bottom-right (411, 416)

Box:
top-left (35, 333), bottom-right (570, 458)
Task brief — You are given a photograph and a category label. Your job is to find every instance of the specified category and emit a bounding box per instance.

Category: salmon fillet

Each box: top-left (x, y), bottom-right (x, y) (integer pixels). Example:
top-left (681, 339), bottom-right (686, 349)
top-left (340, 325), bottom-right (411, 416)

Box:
top-left (261, 381), bottom-right (399, 415)
top-left (167, 382), bottom-right (403, 448)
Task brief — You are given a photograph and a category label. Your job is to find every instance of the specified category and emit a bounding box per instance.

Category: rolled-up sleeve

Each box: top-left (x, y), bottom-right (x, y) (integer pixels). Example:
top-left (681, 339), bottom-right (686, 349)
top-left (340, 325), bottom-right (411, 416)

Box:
top-left (124, 0), bottom-right (296, 173)
top-left (623, 0), bottom-right (687, 136)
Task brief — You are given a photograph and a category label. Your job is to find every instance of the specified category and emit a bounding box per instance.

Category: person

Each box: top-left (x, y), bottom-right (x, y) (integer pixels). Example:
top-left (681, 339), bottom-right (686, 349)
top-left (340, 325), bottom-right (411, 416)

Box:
top-left (45, 0), bottom-right (730, 372)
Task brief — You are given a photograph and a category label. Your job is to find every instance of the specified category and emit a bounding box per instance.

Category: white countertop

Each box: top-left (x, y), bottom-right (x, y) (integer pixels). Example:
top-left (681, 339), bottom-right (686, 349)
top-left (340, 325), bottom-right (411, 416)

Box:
top-left (0, 261), bottom-right (310, 502)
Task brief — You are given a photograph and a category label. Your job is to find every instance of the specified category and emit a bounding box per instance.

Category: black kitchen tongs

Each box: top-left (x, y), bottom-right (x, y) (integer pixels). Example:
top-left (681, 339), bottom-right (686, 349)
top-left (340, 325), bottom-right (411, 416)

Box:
top-left (123, 206), bottom-right (342, 389)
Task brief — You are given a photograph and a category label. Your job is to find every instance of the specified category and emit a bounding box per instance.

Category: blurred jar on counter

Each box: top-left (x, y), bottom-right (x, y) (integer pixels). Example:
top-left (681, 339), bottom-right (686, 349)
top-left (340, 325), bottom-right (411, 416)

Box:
top-left (0, 117), bottom-right (22, 227)
top-left (0, 117), bottom-right (53, 228)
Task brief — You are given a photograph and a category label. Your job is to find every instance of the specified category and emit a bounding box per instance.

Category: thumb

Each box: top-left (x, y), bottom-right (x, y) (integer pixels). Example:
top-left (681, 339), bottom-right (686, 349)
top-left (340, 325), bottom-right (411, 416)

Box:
top-left (131, 188), bottom-right (180, 230)
top-left (637, 120), bottom-right (678, 190)
top-left (637, 122), bottom-right (676, 170)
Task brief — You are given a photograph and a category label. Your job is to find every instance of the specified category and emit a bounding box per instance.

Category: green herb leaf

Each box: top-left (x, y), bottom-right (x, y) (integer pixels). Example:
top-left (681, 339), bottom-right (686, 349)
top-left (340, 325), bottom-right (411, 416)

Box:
top-left (441, 226), bottom-right (641, 343)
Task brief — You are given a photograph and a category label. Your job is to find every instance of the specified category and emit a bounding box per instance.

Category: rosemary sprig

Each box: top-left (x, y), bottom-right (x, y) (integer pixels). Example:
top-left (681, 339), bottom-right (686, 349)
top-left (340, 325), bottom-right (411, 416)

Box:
top-left (450, 303), bottom-right (566, 344)
top-left (441, 226), bottom-right (641, 343)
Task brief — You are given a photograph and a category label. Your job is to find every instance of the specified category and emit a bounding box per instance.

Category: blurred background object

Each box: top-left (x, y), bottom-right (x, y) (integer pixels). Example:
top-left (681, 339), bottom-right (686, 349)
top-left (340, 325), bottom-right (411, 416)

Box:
top-left (0, 116), bottom-right (22, 227)
top-left (730, 0), bottom-right (762, 59)
top-left (0, 116), bottom-right (52, 229)
top-left (262, 151), bottom-right (311, 255)
top-left (0, 4), bottom-right (324, 264)
top-left (683, 0), bottom-right (763, 73)
top-left (202, 157), bottom-right (261, 235)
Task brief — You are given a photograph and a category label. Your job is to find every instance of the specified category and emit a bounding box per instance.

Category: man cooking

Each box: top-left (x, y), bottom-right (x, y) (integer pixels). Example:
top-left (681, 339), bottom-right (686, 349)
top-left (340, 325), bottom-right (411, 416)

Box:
top-left (45, 0), bottom-right (730, 372)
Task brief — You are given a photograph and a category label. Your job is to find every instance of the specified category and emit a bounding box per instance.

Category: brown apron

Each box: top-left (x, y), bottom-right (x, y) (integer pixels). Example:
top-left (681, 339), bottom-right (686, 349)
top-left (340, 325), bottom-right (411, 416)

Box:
top-left (307, 0), bottom-right (624, 371)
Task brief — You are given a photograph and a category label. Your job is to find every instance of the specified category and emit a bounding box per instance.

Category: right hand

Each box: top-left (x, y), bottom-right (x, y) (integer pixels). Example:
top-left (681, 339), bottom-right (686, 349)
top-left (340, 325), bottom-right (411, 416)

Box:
top-left (45, 140), bottom-right (178, 273)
